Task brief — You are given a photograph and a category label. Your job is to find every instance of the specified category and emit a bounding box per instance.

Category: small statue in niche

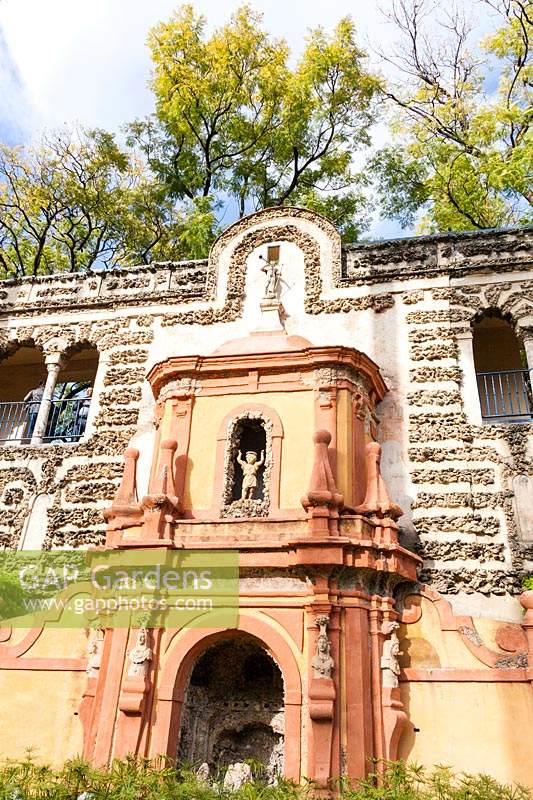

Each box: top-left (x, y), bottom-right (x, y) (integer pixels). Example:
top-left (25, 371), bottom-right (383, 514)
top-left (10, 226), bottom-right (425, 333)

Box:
top-left (127, 627), bottom-right (152, 679)
top-left (381, 621), bottom-right (402, 688)
top-left (312, 614), bottom-right (334, 679)
top-left (236, 449), bottom-right (265, 500)
top-left (260, 255), bottom-right (282, 300)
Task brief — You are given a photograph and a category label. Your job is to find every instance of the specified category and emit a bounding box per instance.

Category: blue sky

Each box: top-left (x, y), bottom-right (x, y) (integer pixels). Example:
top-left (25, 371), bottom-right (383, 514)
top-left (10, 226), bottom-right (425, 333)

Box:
top-left (0, 0), bottom-right (501, 240)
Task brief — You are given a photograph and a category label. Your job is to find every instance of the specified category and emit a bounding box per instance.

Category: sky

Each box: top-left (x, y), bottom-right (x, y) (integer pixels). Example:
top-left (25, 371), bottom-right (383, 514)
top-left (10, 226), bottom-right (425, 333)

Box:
top-left (0, 0), bottom-right (500, 238)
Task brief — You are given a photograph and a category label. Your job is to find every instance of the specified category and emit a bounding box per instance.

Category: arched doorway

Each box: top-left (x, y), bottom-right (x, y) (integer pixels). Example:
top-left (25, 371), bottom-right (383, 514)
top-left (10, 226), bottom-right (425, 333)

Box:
top-left (151, 616), bottom-right (302, 781)
top-left (177, 636), bottom-right (284, 779)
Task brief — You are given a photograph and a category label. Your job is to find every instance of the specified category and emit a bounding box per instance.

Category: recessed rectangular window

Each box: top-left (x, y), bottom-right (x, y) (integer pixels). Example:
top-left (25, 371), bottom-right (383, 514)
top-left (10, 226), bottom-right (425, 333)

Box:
top-left (267, 245), bottom-right (280, 262)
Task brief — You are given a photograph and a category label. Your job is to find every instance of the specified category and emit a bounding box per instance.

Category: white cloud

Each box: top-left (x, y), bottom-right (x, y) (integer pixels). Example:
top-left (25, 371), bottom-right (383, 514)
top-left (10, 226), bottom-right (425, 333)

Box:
top-left (0, 0), bottom-right (500, 235)
top-left (0, 0), bottom-right (405, 133)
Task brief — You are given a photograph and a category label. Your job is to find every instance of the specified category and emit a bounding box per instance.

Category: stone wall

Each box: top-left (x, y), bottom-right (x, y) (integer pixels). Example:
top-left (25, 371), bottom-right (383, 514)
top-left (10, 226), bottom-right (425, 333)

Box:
top-left (0, 209), bottom-right (531, 612)
top-left (0, 315), bottom-right (153, 548)
top-left (403, 284), bottom-right (532, 595)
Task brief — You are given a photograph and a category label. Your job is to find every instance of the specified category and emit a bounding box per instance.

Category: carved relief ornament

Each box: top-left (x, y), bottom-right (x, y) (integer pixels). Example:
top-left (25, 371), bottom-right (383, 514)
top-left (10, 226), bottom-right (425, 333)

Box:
top-left (312, 614), bottom-right (334, 679)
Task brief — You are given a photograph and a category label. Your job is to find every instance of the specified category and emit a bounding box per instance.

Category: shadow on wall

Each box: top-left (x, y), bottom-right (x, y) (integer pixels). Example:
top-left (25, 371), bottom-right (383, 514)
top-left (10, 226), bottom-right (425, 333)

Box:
top-left (369, 296), bottom-right (416, 550)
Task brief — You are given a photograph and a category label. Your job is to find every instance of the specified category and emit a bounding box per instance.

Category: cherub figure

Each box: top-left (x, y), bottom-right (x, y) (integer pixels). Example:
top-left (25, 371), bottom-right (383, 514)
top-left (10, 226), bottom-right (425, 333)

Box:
top-left (236, 449), bottom-right (265, 500)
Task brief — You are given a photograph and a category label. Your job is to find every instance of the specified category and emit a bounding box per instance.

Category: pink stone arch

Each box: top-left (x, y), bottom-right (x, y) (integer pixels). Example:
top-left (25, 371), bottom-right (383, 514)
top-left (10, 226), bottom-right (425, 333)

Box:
top-left (150, 613), bottom-right (302, 780)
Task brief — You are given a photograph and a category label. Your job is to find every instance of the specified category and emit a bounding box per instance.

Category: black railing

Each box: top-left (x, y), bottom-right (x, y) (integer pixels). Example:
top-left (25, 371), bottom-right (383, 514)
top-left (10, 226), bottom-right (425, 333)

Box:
top-left (0, 397), bottom-right (91, 444)
top-left (0, 401), bottom-right (35, 442)
top-left (43, 397), bottom-right (91, 442)
top-left (476, 368), bottom-right (533, 420)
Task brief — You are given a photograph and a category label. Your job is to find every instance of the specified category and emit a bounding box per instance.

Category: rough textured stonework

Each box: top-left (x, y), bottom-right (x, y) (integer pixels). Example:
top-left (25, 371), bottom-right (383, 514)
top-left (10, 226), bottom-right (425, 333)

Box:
top-left (404, 271), bottom-right (533, 594)
top-left (0, 315), bottom-right (150, 548)
top-left (0, 208), bottom-right (531, 600)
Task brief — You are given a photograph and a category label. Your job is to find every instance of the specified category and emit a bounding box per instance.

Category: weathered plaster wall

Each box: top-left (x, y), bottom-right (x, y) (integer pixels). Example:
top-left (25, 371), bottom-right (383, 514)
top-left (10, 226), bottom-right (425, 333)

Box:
top-left (398, 681), bottom-right (533, 786)
top-left (183, 391), bottom-right (315, 511)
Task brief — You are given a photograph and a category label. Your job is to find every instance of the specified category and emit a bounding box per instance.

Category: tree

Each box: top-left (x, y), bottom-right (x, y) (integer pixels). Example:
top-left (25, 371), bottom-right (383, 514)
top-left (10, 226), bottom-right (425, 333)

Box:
top-left (129, 5), bottom-right (380, 238)
top-left (0, 127), bottom-right (216, 278)
top-left (372, 0), bottom-right (532, 232)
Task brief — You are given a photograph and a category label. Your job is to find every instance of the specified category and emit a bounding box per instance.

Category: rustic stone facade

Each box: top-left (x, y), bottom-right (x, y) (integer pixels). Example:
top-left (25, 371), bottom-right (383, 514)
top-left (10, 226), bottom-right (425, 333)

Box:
top-left (1, 208), bottom-right (533, 786)
top-left (0, 211), bottom-right (532, 604)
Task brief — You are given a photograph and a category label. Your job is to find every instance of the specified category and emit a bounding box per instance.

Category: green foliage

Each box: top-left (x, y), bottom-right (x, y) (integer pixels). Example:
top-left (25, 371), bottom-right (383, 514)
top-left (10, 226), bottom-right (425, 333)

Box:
top-left (0, 128), bottom-right (217, 278)
top-left (1, 1), bottom-right (531, 272)
top-left (0, 758), bottom-right (529, 800)
top-left (341, 762), bottom-right (531, 799)
top-left (373, 0), bottom-right (533, 232)
top-left (130, 5), bottom-right (379, 233)
top-left (523, 576), bottom-right (533, 590)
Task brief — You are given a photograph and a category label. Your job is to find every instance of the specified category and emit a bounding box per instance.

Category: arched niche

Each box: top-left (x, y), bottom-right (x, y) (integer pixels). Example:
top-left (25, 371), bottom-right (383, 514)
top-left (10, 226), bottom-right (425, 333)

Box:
top-left (177, 637), bottom-right (284, 777)
top-left (214, 403), bottom-right (284, 519)
top-left (150, 614), bottom-right (302, 781)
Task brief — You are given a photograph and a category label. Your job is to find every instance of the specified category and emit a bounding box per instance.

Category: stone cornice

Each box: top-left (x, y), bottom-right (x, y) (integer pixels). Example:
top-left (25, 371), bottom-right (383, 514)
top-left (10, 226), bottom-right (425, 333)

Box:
top-left (147, 344), bottom-right (388, 403)
top-left (342, 225), bottom-right (533, 286)
top-left (1, 218), bottom-right (530, 316)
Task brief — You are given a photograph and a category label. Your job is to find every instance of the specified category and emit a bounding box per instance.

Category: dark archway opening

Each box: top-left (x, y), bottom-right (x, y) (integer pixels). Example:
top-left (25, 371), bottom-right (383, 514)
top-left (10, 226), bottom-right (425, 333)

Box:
top-left (177, 637), bottom-right (284, 778)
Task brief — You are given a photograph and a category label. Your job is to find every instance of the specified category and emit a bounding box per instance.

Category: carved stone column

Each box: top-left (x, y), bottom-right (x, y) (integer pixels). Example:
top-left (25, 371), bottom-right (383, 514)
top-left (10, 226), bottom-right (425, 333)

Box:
top-left (83, 350), bottom-right (109, 439)
top-left (307, 613), bottom-right (336, 789)
top-left (31, 352), bottom-right (64, 444)
top-left (116, 627), bottom-right (157, 758)
top-left (521, 332), bottom-right (533, 377)
top-left (456, 329), bottom-right (482, 425)
top-left (380, 620), bottom-right (408, 762)
top-left (344, 601), bottom-right (373, 777)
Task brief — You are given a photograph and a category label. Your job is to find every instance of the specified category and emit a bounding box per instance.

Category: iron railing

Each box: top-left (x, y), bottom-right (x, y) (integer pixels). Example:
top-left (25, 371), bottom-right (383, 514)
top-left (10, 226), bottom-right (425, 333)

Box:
top-left (0, 401), bottom-right (36, 442)
top-left (0, 397), bottom-right (91, 444)
top-left (476, 368), bottom-right (533, 421)
top-left (43, 397), bottom-right (91, 442)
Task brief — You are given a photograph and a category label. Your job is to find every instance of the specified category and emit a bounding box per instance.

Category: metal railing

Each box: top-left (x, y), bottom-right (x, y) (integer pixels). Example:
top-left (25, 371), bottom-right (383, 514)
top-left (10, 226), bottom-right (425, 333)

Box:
top-left (43, 397), bottom-right (91, 442)
top-left (0, 397), bottom-right (91, 444)
top-left (476, 368), bottom-right (533, 421)
top-left (0, 401), bottom-right (35, 442)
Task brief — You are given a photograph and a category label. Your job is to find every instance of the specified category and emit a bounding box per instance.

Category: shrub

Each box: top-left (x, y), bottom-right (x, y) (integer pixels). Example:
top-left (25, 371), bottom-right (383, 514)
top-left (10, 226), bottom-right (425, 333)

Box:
top-left (340, 762), bottom-right (531, 800)
top-left (0, 757), bottom-right (529, 800)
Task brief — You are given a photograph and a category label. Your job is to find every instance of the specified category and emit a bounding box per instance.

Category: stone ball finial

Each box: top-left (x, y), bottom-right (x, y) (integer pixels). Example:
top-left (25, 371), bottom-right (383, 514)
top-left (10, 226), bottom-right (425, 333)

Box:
top-left (314, 430), bottom-right (331, 445)
top-left (519, 590), bottom-right (533, 613)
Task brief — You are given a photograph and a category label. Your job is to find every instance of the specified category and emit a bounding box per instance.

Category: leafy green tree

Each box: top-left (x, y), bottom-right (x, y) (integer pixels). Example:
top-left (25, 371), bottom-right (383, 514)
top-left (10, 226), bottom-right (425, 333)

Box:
top-left (0, 127), bottom-right (216, 278)
top-left (372, 0), bottom-right (532, 232)
top-left (129, 4), bottom-right (380, 238)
